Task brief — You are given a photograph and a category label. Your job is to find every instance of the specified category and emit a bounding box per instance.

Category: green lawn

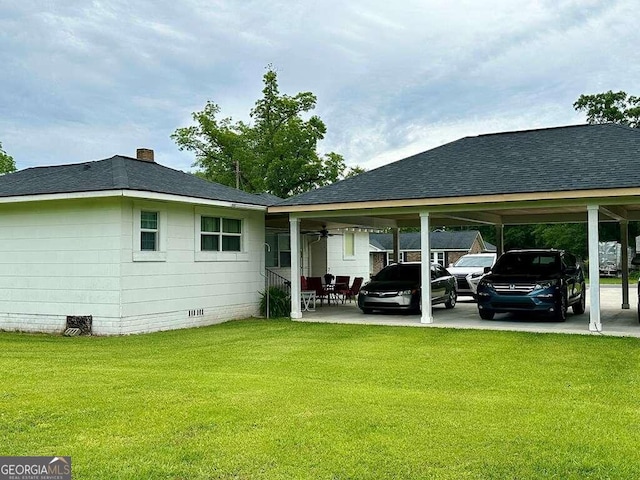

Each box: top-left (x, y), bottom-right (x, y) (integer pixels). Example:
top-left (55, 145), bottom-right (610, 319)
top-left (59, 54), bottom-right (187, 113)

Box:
top-left (1, 320), bottom-right (639, 479)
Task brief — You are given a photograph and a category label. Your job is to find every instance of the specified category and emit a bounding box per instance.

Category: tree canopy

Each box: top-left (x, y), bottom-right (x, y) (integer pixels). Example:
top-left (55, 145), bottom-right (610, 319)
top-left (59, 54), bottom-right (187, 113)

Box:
top-left (172, 68), bottom-right (363, 198)
top-left (0, 141), bottom-right (16, 174)
top-left (573, 90), bottom-right (640, 128)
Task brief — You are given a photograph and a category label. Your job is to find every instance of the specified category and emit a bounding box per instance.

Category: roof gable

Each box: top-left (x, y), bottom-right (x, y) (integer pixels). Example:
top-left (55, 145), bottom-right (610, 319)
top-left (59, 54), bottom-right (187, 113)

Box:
top-left (0, 156), bottom-right (274, 206)
top-left (275, 124), bottom-right (640, 207)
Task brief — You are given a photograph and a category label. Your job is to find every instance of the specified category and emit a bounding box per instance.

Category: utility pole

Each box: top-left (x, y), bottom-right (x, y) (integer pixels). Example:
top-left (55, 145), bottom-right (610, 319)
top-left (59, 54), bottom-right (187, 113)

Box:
top-left (235, 160), bottom-right (240, 189)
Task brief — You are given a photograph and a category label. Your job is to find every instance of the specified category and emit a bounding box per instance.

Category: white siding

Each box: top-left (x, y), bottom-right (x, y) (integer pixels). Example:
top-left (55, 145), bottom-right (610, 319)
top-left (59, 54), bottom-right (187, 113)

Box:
top-left (0, 198), bottom-right (122, 333)
top-left (119, 200), bottom-right (265, 334)
top-left (0, 197), bottom-right (266, 335)
top-left (326, 232), bottom-right (370, 282)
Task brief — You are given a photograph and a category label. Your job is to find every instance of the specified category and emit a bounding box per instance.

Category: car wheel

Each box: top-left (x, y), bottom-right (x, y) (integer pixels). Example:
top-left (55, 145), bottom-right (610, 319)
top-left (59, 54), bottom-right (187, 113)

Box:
top-left (637, 302), bottom-right (640, 324)
top-left (555, 292), bottom-right (568, 322)
top-left (445, 290), bottom-right (457, 309)
top-left (572, 285), bottom-right (586, 314)
top-left (479, 309), bottom-right (494, 320)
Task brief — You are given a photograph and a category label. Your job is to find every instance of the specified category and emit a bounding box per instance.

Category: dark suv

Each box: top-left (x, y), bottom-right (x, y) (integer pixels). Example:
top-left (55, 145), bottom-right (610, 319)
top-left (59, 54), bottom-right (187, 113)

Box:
top-left (476, 249), bottom-right (585, 321)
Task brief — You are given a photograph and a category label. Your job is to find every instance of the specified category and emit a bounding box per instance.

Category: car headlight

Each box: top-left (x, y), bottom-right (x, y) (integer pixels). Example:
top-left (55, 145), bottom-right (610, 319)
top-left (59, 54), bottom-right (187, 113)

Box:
top-left (478, 280), bottom-right (493, 289)
top-left (534, 280), bottom-right (555, 290)
top-left (399, 289), bottom-right (413, 296)
top-left (470, 271), bottom-right (483, 278)
top-left (360, 289), bottom-right (369, 295)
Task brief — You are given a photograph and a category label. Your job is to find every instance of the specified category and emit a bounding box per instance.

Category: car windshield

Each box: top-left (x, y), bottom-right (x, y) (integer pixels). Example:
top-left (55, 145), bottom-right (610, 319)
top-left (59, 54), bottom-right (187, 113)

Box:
top-left (492, 252), bottom-right (560, 275)
top-left (454, 256), bottom-right (494, 267)
top-left (375, 264), bottom-right (421, 282)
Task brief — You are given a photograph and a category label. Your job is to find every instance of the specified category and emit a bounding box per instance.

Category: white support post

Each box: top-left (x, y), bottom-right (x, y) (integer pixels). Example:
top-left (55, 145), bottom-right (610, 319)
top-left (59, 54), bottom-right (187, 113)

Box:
top-left (495, 224), bottom-right (504, 255)
top-left (392, 228), bottom-right (400, 263)
top-left (290, 216), bottom-right (302, 319)
top-left (621, 220), bottom-right (630, 309)
top-left (420, 212), bottom-right (433, 324)
top-left (587, 205), bottom-right (601, 332)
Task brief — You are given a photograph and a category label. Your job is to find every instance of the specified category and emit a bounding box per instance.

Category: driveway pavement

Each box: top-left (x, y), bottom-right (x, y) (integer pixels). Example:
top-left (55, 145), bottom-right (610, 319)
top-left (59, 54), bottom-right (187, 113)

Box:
top-left (297, 285), bottom-right (640, 338)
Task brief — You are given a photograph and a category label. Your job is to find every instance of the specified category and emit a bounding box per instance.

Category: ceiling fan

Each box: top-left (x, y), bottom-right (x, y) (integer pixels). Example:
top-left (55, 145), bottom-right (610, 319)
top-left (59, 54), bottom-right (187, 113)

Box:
top-left (305, 225), bottom-right (341, 238)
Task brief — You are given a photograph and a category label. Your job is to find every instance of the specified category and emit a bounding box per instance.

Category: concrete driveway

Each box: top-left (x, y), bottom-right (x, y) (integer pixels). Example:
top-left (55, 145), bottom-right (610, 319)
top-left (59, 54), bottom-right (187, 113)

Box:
top-left (297, 285), bottom-right (640, 338)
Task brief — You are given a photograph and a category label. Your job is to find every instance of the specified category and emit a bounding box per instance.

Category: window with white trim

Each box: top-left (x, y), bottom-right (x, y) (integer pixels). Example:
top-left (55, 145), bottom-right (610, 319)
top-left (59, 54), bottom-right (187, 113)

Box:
top-left (140, 211), bottom-right (159, 251)
top-left (200, 216), bottom-right (242, 252)
top-left (133, 205), bottom-right (167, 262)
top-left (431, 251), bottom-right (445, 266)
top-left (343, 232), bottom-right (355, 259)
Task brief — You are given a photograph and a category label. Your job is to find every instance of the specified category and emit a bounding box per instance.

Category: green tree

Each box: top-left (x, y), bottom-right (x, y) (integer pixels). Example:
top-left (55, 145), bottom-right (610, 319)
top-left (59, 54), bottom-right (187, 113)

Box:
top-left (573, 90), bottom-right (640, 128)
top-left (0, 141), bottom-right (16, 174)
top-left (172, 68), bottom-right (361, 198)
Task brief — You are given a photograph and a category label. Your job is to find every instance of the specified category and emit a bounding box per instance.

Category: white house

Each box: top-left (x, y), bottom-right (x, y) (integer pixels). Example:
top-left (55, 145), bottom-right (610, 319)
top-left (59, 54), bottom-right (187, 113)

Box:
top-left (0, 149), bottom-right (273, 335)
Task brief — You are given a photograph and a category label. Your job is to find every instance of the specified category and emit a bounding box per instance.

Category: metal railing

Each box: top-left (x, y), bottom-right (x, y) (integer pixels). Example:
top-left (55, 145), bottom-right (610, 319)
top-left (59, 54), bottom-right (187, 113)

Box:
top-left (265, 268), bottom-right (291, 295)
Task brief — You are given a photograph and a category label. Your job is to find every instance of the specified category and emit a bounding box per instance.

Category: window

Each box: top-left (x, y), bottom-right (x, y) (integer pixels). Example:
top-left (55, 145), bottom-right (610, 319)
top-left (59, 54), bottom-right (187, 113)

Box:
top-left (344, 233), bottom-right (355, 258)
top-left (265, 233), bottom-right (291, 268)
top-left (133, 205), bottom-right (167, 262)
top-left (431, 251), bottom-right (445, 266)
top-left (200, 216), bottom-right (242, 252)
top-left (388, 251), bottom-right (407, 263)
top-left (140, 211), bottom-right (158, 251)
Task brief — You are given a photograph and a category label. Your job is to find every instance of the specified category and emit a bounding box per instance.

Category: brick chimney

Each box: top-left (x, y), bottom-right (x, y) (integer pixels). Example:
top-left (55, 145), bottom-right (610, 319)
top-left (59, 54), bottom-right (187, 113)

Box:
top-left (136, 148), bottom-right (154, 162)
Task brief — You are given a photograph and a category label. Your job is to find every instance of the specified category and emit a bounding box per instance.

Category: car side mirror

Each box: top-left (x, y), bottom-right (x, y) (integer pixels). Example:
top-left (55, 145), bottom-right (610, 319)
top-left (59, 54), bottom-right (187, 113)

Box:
top-left (483, 266), bottom-right (491, 274)
top-left (632, 254), bottom-right (640, 266)
top-left (448, 263), bottom-right (454, 268)
top-left (565, 266), bottom-right (577, 275)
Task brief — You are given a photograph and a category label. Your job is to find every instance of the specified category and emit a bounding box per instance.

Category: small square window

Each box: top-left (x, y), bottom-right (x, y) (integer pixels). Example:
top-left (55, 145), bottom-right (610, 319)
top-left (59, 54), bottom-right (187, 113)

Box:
top-left (141, 231), bottom-right (157, 251)
top-left (201, 216), bottom-right (220, 233)
top-left (201, 235), bottom-right (219, 251)
top-left (222, 218), bottom-right (241, 234)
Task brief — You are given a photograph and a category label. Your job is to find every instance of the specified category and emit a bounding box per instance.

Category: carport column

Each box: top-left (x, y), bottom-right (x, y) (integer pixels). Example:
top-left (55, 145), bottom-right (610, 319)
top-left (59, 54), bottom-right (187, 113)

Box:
top-left (495, 224), bottom-right (504, 255)
top-left (587, 205), bottom-right (602, 332)
top-left (392, 228), bottom-right (400, 263)
top-left (290, 216), bottom-right (302, 319)
top-left (420, 212), bottom-right (433, 324)
top-left (621, 220), bottom-right (630, 309)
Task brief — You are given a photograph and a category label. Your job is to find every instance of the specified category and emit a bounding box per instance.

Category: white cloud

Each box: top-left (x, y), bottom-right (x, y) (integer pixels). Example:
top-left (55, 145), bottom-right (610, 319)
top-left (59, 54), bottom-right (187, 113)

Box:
top-left (0, 0), bottom-right (638, 174)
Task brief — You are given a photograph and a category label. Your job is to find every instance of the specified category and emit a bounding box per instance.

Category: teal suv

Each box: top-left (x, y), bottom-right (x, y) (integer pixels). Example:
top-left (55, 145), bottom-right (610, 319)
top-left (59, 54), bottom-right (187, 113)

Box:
top-left (476, 249), bottom-right (586, 321)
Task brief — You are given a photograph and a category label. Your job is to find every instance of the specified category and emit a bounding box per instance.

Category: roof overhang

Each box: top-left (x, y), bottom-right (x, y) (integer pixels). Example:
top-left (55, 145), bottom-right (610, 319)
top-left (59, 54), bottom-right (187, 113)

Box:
top-left (0, 189), bottom-right (268, 211)
top-left (267, 187), bottom-right (640, 229)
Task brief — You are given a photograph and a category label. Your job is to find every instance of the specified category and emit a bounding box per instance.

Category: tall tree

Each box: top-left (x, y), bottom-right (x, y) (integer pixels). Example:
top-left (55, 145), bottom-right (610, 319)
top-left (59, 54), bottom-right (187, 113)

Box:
top-left (172, 68), bottom-right (362, 198)
top-left (0, 141), bottom-right (16, 174)
top-left (573, 90), bottom-right (640, 128)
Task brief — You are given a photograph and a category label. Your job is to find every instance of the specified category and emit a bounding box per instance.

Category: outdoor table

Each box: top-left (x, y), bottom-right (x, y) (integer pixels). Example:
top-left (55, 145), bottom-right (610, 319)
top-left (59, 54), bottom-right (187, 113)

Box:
top-left (301, 290), bottom-right (316, 311)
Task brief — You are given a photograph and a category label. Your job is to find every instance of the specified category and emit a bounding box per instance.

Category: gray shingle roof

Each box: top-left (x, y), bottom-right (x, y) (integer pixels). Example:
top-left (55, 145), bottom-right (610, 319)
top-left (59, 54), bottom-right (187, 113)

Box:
top-left (276, 124), bottom-right (640, 206)
top-left (370, 231), bottom-right (482, 251)
top-left (0, 155), bottom-right (273, 206)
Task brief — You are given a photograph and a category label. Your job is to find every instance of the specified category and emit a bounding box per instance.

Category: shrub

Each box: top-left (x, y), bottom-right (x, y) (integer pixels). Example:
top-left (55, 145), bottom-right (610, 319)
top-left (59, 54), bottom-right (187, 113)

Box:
top-left (259, 286), bottom-right (291, 318)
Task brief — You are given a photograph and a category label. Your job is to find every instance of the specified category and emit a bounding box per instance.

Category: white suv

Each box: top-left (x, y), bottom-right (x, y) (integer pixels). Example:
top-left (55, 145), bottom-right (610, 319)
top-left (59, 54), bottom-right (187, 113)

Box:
top-left (447, 253), bottom-right (497, 297)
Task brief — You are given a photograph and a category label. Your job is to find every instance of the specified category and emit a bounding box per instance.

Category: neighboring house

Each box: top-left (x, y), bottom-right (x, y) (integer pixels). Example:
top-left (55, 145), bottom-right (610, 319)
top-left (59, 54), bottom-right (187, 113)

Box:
top-left (0, 149), bottom-right (274, 335)
top-left (369, 231), bottom-right (495, 275)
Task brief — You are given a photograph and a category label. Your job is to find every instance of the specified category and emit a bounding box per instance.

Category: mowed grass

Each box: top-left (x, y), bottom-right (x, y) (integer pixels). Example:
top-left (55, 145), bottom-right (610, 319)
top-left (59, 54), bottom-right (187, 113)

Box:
top-left (1, 320), bottom-right (639, 479)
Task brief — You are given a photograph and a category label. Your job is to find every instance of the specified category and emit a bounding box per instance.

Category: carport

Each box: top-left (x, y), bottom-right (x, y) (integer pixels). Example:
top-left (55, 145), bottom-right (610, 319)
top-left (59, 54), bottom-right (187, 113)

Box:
top-left (268, 123), bottom-right (640, 333)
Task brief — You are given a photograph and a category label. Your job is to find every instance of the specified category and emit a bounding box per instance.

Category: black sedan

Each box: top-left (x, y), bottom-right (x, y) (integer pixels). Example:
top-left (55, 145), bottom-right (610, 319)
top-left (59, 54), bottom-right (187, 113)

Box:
top-left (358, 262), bottom-right (457, 314)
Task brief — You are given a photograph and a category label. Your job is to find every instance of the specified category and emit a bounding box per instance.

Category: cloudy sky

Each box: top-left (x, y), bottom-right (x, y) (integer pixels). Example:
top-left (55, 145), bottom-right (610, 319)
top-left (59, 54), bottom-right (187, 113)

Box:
top-left (1, 0), bottom-right (639, 172)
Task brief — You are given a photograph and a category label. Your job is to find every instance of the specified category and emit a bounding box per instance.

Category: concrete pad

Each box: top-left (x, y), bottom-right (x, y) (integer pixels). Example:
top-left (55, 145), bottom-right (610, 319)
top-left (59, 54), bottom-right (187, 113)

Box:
top-left (296, 285), bottom-right (640, 338)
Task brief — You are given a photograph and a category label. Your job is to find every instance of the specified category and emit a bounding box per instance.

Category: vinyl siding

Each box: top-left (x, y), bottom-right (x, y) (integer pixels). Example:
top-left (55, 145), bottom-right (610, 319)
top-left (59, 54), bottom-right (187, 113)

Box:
top-left (0, 198), bottom-right (122, 333)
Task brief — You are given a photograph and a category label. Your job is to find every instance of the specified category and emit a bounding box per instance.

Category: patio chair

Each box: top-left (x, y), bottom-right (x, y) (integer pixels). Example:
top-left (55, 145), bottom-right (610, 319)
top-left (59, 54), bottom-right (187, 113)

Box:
top-left (306, 276), bottom-right (329, 306)
top-left (335, 276), bottom-right (351, 303)
top-left (344, 277), bottom-right (364, 303)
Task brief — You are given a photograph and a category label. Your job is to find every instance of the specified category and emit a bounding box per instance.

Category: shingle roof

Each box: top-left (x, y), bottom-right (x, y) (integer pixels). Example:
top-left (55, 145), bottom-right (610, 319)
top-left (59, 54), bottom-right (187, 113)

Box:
top-left (276, 124), bottom-right (640, 206)
top-left (370, 231), bottom-right (482, 251)
top-left (0, 155), bottom-right (273, 206)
